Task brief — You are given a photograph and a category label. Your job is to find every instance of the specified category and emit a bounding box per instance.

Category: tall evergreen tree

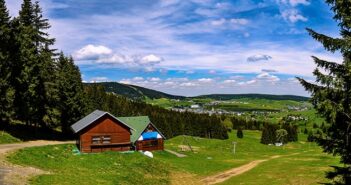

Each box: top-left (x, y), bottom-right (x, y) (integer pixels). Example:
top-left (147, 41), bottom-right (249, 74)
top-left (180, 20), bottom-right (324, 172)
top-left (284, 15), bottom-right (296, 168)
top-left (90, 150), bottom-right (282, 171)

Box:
top-left (56, 53), bottom-right (87, 136)
top-left (0, 0), bottom-right (14, 124)
top-left (297, 1), bottom-right (351, 183)
top-left (14, 0), bottom-right (57, 128)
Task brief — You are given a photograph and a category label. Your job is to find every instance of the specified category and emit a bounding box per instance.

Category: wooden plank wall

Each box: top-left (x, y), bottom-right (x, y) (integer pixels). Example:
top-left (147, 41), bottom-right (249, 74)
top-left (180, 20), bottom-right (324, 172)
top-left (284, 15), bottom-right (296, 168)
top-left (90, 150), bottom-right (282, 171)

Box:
top-left (79, 115), bottom-right (131, 153)
top-left (136, 139), bottom-right (164, 151)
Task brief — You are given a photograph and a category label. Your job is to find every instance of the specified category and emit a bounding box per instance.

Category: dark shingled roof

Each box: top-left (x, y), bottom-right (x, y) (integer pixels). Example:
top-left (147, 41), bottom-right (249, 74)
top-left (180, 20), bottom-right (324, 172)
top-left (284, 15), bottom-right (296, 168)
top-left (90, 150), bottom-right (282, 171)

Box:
top-left (70, 110), bottom-right (134, 133)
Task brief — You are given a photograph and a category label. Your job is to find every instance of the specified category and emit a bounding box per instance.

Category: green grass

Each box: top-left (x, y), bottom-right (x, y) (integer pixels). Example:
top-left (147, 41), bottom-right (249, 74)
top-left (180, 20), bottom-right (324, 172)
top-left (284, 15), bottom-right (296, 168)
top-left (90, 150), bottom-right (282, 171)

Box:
top-left (8, 145), bottom-right (170, 185)
top-left (0, 131), bottom-right (20, 144)
top-left (7, 131), bottom-right (340, 185)
top-left (220, 151), bottom-right (338, 185)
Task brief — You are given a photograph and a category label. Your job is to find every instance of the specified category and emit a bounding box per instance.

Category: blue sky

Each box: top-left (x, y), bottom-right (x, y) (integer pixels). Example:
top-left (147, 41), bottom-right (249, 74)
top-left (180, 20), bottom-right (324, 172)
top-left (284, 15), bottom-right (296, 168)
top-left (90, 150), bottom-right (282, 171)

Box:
top-left (6, 0), bottom-right (341, 96)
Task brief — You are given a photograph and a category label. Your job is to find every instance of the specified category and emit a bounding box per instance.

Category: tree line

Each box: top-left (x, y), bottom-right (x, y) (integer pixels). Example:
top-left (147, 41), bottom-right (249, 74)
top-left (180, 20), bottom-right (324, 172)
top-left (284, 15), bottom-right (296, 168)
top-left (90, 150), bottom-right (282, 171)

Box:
top-left (0, 0), bottom-right (228, 140)
top-left (84, 85), bottom-right (228, 139)
top-left (0, 0), bottom-right (87, 136)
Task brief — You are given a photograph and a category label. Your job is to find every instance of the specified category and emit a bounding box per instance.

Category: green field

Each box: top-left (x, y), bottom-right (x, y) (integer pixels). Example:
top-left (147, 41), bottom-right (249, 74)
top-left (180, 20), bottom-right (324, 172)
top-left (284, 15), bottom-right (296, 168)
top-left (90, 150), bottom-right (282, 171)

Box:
top-left (7, 131), bottom-right (339, 185)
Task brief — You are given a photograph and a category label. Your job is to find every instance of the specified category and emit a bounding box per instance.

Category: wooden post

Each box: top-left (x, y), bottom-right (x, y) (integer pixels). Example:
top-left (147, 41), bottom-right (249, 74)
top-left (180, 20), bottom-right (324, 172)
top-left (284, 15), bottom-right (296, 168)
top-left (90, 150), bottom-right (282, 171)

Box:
top-left (232, 142), bottom-right (237, 155)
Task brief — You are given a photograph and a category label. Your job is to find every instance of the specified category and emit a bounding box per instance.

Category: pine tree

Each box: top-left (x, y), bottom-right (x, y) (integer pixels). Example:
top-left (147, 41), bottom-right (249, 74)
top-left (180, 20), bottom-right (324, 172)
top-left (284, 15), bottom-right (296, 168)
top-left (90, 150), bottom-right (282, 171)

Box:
top-left (297, 1), bottom-right (351, 183)
top-left (261, 123), bottom-right (278, 144)
top-left (13, 0), bottom-right (57, 128)
top-left (13, 0), bottom-right (37, 125)
top-left (0, 0), bottom-right (14, 124)
top-left (56, 53), bottom-right (87, 136)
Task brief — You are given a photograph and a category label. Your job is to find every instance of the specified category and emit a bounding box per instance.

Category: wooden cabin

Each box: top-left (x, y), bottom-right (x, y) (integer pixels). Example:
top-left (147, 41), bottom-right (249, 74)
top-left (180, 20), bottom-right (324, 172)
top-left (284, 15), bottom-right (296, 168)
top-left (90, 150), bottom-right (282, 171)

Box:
top-left (119, 116), bottom-right (166, 151)
top-left (71, 110), bottom-right (165, 153)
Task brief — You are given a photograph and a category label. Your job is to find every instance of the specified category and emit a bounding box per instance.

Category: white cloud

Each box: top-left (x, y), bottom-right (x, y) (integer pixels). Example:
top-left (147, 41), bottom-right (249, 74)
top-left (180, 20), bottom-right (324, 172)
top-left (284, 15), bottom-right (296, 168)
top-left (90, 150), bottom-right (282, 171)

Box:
top-left (97, 54), bottom-right (131, 64)
top-left (198, 78), bottom-right (214, 83)
top-left (74, 45), bottom-right (112, 60)
top-left (238, 80), bottom-right (257, 86)
top-left (180, 82), bottom-right (198, 87)
top-left (148, 77), bottom-right (161, 82)
top-left (90, 76), bottom-right (109, 82)
top-left (166, 77), bottom-right (189, 82)
top-left (73, 44), bottom-right (164, 70)
top-left (290, 0), bottom-right (310, 6)
top-left (281, 9), bottom-right (307, 23)
top-left (256, 72), bottom-right (280, 82)
top-left (230, 18), bottom-right (249, 25)
top-left (211, 18), bottom-right (226, 26)
top-left (140, 54), bottom-right (164, 64)
top-left (132, 77), bottom-right (144, 81)
top-left (247, 54), bottom-right (272, 62)
top-left (211, 18), bottom-right (249, 27)
top-left (223, 79), bottom-right (236, 84)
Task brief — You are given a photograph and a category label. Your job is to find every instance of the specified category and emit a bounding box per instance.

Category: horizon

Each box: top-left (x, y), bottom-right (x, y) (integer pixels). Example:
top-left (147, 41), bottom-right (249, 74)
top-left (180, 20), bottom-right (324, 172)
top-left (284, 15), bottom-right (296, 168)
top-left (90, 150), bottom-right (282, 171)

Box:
top-left (5, 0), bottom-right (341, 96)
top-left (89, 81), bottom-right (311, 98)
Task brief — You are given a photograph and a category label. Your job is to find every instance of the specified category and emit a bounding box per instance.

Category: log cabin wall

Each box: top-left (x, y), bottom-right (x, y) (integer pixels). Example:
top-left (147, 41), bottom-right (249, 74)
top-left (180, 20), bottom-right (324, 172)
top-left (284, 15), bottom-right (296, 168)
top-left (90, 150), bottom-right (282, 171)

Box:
top-left (136, 138), bottom-right (164, 151)
top-left (79, 115), bottom-right (131, 153)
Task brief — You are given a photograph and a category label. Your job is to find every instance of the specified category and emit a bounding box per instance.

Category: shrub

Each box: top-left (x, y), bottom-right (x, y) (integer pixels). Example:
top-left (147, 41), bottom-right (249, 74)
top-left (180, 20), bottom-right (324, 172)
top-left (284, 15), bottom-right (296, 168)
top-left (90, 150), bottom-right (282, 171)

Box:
top-left (237, 127), bottom-right (243, 139)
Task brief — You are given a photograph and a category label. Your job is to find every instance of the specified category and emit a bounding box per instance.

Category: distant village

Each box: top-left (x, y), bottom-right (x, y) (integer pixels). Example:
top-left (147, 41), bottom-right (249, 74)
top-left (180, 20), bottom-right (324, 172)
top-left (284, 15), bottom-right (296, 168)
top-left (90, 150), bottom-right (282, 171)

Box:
top-left (170, 99), bottom-right (310, 116)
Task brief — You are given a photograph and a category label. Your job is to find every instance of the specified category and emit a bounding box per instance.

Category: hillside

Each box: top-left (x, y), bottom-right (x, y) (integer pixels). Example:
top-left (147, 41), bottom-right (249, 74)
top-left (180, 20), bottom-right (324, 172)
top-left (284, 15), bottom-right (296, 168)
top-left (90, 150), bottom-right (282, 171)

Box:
top-left (195, 94), bottom-right (309, 101)
top-left (84, 82), bottom-right (186, 100)
top-left (85, 82), bottom-right (309, 102)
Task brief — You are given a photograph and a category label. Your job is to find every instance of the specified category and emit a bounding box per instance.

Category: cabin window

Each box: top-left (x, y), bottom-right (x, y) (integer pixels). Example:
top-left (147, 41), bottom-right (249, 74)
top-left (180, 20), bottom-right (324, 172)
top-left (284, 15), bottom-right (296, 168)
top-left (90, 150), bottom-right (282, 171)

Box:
top-left (102, 136), bottom-right (111, 144)
top-left (92, 136), bottom-right (100, 144)
top-left (92, 135), bottom-right (111, 144)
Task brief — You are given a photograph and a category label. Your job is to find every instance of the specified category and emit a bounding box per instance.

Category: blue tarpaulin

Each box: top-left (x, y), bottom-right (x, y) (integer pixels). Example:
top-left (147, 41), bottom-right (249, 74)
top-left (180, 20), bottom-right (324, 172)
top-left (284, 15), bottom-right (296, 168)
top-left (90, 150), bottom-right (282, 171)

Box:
top-left (142, 132), bottom-right (158, 140)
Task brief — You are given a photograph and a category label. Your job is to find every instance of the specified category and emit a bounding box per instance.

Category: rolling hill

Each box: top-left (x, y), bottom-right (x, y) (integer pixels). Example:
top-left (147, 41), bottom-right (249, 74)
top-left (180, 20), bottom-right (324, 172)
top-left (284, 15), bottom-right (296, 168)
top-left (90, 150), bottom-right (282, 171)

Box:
top-left (84, 82), bottom-right (186, 100)
top-left (85, 82), bottom-right (309, 101)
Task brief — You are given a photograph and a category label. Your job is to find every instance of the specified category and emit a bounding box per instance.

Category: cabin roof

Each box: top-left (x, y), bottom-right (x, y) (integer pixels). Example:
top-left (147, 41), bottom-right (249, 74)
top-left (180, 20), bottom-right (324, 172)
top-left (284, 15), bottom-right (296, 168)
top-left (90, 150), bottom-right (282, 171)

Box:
top-left (118, 116), bottom-right (166, 143)
top-left (70, 110), bottom-right (134, 133)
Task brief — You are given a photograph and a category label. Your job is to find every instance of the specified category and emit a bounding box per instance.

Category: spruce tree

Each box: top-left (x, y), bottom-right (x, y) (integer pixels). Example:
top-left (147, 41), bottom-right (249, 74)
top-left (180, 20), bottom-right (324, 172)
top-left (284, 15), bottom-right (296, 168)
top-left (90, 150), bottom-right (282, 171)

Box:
top-left (14, 0), bottom-right (57, 128)
top-left (297, 1), bottom-right (351, 183)
top-left (0, 0), bottom-right (14, 124)
top-left (56, 53), bottom-right (87, 136)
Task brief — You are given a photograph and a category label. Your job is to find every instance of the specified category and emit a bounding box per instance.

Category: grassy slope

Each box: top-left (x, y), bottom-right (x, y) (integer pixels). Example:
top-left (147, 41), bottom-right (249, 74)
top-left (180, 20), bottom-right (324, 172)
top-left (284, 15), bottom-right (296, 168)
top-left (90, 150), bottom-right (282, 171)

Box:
top-left (8, 145), bottom-right (170, 185)
top-left (8, 131), bottom-right (339, 185)
top-left (0, 131), bottom-right (20, 144)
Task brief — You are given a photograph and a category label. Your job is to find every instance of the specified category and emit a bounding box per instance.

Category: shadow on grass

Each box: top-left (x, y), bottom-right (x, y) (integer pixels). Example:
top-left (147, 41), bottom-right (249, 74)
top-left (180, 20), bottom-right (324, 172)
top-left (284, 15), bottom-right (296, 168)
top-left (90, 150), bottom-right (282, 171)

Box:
top-left (0, 123), bottom-right (73, 141)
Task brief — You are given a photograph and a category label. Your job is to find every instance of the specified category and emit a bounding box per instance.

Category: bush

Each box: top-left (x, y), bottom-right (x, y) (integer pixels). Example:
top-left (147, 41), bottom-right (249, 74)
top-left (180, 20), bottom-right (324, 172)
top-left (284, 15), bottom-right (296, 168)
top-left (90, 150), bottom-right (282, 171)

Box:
top-left (307, 131), bottom-right (314, 142)
top-left (261, 123), bottom-right (278, 144)
top-left (237, 127), bottom-right (243, 138)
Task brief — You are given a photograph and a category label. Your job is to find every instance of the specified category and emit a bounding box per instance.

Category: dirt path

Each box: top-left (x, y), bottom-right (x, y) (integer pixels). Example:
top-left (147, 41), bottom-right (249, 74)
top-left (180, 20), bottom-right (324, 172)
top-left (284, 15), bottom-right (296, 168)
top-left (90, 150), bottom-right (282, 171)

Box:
top-left (201, 154), bottom-right (299, 185)
top-left (0, 140), bottom-right (74, 185)
top-left (165, 149), bottom-right (187, 158)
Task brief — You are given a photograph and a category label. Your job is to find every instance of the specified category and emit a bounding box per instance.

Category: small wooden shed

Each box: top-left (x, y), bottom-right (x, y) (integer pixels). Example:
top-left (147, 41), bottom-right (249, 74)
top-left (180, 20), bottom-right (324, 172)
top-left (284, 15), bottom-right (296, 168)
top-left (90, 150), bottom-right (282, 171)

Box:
top-left (119, 116), bottom-right (166, 151)
top-left (71, 110), bottom-right (165, 153)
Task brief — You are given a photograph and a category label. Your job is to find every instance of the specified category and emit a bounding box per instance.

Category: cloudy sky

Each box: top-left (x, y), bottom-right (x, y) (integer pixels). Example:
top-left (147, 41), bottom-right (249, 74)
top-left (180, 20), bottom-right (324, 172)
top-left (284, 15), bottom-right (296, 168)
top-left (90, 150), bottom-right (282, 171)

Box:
top-left (5, 0), bottom-right (341, 96)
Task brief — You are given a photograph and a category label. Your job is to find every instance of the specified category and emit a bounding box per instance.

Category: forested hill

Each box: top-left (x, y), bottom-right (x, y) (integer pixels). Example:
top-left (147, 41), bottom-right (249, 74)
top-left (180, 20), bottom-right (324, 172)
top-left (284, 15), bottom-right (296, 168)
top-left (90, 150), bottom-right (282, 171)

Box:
top-left (194, 94), bottom-right (310, 101)
top-left (85, 82), bottom-right (186, 100)
top-left (86, 82), bottom-right (309, 101)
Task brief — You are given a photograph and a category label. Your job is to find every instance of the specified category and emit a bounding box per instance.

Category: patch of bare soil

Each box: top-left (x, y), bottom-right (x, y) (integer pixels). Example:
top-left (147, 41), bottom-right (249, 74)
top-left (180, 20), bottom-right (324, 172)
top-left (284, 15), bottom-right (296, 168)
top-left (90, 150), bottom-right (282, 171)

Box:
top-left (170, 172), bottom-right (200, 185)
top-left (0, 140), bottom-right (74, 185)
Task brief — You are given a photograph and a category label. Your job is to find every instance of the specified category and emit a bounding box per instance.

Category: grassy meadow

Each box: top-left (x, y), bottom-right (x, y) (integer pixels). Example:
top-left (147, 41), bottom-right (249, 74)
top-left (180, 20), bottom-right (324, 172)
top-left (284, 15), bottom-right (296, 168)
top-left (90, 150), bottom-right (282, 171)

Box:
top-left (7, 131), bottom-right (340, 185)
